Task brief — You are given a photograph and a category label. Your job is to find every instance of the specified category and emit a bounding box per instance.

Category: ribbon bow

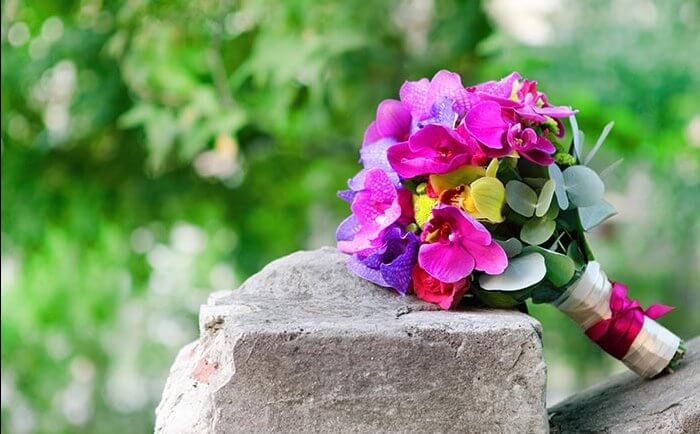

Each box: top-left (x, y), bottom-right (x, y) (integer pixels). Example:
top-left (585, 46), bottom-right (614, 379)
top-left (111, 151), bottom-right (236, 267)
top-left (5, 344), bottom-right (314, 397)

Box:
top-left (585, 282), bottom-right (674, 360)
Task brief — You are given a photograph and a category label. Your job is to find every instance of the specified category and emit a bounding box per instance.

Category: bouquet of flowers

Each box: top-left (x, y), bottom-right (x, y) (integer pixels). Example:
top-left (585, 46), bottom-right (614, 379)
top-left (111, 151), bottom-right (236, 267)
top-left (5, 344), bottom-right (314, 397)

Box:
top-left (337, 70), bottom-right (685, 378)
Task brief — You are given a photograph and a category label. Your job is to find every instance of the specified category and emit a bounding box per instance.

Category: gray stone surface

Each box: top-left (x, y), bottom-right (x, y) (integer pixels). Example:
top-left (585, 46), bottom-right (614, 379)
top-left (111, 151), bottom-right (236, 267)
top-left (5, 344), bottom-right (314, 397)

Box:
top-left (155, 247), bottom-right (547, 433)
top-left (549, 336), bottom-right (700, 433)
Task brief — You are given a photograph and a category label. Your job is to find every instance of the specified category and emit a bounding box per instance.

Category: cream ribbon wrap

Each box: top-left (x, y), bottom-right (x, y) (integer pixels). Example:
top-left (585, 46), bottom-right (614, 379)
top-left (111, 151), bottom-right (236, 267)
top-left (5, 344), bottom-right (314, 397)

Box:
top-left (552, 261), bottom-right (680, 378)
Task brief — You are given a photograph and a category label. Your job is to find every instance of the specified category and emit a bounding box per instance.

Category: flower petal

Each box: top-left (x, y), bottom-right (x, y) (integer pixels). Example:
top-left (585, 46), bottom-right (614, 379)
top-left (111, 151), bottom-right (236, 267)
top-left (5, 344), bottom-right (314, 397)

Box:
top-left (465, 101), bottom-right (508, 149)
top-left (418, 241), bottom-right (475, 283)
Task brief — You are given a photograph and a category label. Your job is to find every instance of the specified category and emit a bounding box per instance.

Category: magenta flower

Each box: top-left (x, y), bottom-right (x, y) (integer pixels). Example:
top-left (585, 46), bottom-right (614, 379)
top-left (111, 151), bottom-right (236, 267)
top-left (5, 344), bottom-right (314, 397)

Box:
top-left (337, 168), bottom-right (413, 255)
top-left (387, 124), bottom-right (478, 178)
top-left (480, 76), bottom-right (575, 123)
top-left (469, 71), bottom-right (522, 100)
top-left (462, 100), bottom-right (511, 156)
top-left (363, 99), bottom-right (412, 146)
top-left (507, 123), bottom-right (556, 166)
top-left (418, 205), bottom-right (507, 283)
top-left (399, 70), bottom-right (475, 121)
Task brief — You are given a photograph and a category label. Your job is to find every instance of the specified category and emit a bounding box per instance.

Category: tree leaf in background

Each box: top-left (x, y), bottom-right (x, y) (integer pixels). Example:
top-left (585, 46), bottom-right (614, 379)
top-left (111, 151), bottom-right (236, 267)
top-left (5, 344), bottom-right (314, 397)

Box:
top-left (479, 253), bottom-right (546, 291)
top-left (496, 238), bottom-right (523, 258)
top-left (520, 218), bottom-right (556, 245)
top-left (562, 165), bottom-right (605, 207)
top-left (505, 180), bottom-right (538, 217)
top-left (548, 163), bottom-right (570, 210)
top-left (578, 200), bottom-right (617, 231)
top-left (535, 179), bottom-right (555, 217)
top-left (584, 121), bottom-right (614, 165)
top-left (523, 246), bottom-right (576, 287)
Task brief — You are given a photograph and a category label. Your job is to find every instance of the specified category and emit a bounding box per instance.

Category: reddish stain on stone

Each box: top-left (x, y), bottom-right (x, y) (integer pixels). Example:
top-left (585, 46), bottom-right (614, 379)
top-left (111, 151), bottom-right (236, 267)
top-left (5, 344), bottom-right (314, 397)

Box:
top-left (191, 358), bottom-right (219, 384)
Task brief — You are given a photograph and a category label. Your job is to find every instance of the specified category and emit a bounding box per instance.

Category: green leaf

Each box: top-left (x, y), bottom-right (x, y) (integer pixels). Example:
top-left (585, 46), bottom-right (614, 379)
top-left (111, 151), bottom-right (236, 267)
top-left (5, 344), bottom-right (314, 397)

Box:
top-left (578, 200), bottom-right (617, 231)
top-left (523, 246), bottom-right (576, 287)
top-left (566, 240), bottom-right (586, 269)
top-left (535, 179), bottom-right (555, 217)
top-left (479, 253), bottom-right (547, 291)
top-left (569, 115), bottom-right (582, 160)
top-left (548, 163), bottom-right (569, 210)
top-left (505, 180), bottom-right (538, 217)
top-left (529, 281), bottom-right (564, 304)
top-left (584, 121), bottom-right (614, 165)
top-left (562, 165), bottom-right (605, 207)
top-left (520, 218), bottom-right (556, 245)
top-left (496, 238), bottom-right (523, 258)
top-left (473, 288), bottom-right (523, 308)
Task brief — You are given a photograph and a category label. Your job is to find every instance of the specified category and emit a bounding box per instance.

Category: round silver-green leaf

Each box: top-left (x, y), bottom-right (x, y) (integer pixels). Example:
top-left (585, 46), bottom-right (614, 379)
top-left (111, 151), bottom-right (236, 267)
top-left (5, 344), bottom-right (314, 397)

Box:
top-left (479, 253), bottom-right (547, 291)
top-left (535, 179), bottom-right (555, 217)
top-left (548, 163), bottom-right (569, 210)
top-left (520, 218), bottom-right (556, 246)
top-left (563, 165), bottom-right (605, 208)
top-left (505, 180), bottom-right (538, 217)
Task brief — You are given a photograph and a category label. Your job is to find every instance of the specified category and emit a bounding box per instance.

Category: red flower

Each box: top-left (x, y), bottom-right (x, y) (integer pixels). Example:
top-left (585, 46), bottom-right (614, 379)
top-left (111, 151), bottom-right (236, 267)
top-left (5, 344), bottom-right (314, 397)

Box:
top-left (412, 265), bottom-right (469, 310)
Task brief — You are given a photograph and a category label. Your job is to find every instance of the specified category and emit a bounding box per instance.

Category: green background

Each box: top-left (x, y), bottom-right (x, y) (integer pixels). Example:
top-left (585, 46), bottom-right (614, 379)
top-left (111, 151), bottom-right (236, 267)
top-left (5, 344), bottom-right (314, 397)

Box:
top-left (2, 0), bottom-right (699, 432)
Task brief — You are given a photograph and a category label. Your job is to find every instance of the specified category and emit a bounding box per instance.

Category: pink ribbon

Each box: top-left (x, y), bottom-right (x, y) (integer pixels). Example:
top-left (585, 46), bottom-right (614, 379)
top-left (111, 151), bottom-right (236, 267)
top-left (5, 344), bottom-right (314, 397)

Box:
top-left (585, 282), bottom-right (674, 360)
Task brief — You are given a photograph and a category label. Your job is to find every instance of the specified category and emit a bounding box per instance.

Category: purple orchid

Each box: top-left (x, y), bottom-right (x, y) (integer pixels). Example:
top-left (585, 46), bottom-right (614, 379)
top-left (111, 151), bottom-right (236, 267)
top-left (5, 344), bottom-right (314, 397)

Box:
top-left (347, 226), bottom-right (420, 295)
top-left (418, 204), bottom-right (507, 283)
top-left (387, 124), bottom-right (478, 178)
top-left (399, 70), bottom-right (476, 121)
top-left (506, 123), bottom-right (556, 166)
top-left (337, 168), bottom-right (413, 255)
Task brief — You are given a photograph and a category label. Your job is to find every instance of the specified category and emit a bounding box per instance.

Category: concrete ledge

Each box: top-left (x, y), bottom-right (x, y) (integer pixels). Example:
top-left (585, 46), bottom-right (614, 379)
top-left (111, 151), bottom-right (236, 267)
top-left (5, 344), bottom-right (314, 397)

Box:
top-left (155, 247), bottom-right (547, 433)
top-left (549, 336), bottom-right (699, 433)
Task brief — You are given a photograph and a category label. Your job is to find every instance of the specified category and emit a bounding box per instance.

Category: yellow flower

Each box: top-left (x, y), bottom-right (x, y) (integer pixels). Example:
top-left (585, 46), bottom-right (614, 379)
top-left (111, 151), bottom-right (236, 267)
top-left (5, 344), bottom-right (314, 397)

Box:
top-left (430, 159), bottom-right (506, 223)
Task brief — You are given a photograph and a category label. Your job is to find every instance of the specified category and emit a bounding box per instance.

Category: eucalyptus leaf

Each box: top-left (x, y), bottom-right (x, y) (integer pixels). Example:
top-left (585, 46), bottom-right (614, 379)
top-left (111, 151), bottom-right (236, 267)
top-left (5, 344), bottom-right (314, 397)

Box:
top-left (569, 115), bottom-right (581, 161)
top-left (505, 180), bottom-right (538, 217)
top-left (578, 200), bottom-right (617, 231)
top-left (520, 218), bottom-right (556, 245)
top-left (584, 121), bottom-right (614, 165)
top-left (496, 238), bottom-right (523, 258)
top-left (562, 165), bottom-right (605, 207)
top-left (535, 180), bottom-right (555, 217)
top-left (548, 163), bottom-right (569, 210)
top-left (545, 200), bottom-right (560, 220)
top-left (479, 253), bottom-right (546, 291)
top-left (566, 240), bottom-right (586, 269)
top-left (523, 246), bottom-right (576, 287)
top-left (600, 158), bottom-right (624, 181)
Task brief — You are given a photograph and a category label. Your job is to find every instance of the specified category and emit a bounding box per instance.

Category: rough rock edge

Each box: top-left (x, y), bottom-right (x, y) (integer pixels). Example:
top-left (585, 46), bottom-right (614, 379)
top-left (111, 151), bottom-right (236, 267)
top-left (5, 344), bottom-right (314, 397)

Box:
top-left (548, 336), bottom-right (699, 433)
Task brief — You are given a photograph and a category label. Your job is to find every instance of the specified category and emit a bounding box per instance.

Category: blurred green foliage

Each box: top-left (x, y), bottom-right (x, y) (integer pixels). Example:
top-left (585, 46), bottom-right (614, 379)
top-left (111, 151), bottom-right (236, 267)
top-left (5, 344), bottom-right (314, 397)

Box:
top-left (1, 0), bottom-right (698, 432)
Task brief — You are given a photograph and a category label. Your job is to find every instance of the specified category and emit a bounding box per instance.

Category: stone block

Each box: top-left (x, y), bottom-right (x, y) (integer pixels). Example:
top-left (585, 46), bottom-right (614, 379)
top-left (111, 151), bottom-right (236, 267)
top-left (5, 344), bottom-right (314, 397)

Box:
top-left (155, 248), bottom-right (547, 433)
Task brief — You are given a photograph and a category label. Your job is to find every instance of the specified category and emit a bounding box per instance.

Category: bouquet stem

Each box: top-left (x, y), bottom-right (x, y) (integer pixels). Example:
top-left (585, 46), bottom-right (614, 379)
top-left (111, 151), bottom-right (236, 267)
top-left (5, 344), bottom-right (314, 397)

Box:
top-left (552, 261), bottom-right (684, 378)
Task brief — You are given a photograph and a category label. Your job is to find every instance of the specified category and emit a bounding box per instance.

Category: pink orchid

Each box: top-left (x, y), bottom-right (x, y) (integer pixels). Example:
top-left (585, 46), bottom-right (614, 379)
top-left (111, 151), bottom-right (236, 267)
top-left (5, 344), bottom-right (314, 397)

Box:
top-left (507, 123), bottom-right (556, 166)
top-left (387, 124), bottom-right (478, 178)
top-left (462, 101), bottom-right (512, 157)
top-left (337, 168), bottom-right (413, 255)
top-left (479, 76), bottom-right (575, 123)
top-left (418, 205), bottom-right (507, 283)
top-left (399, 70), bottom-right (475, 121)
top-left (363, 99), bottom-right (412, 146)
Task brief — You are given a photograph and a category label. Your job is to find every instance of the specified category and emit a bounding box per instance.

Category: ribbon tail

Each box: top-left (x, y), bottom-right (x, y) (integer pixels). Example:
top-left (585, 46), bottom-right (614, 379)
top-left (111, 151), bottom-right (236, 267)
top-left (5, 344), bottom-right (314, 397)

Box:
top-left (645, 303), bottom-right (674, 320)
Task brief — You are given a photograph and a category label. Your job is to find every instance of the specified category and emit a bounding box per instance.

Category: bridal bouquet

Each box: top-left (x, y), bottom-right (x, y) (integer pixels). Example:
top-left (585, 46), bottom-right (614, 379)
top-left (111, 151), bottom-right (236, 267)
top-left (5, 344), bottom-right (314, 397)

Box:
top-left (336, 70), bottom-right (685, 378)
